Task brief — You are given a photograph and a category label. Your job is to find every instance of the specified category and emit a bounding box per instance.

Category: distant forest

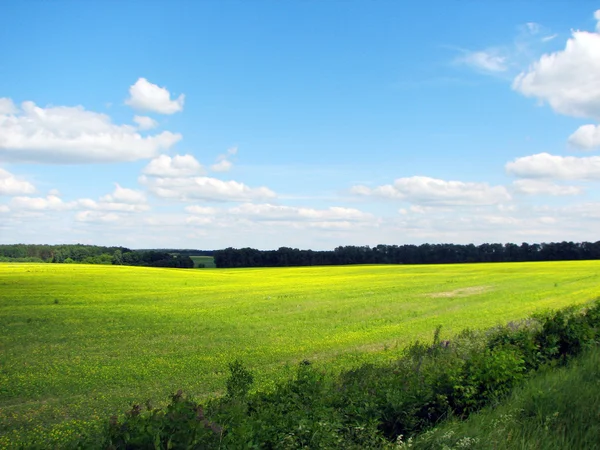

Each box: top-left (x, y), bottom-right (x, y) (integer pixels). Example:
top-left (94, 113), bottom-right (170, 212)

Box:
top-left (213, 241), bottom-right (600, 268)
top-left (2, 241), bottom-right (600, 269)
top-left (0, 244), bottom-right (198, 268)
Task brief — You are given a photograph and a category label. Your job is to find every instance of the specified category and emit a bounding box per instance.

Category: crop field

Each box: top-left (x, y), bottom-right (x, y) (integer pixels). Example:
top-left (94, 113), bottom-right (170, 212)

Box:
top-left (1, 261), bottom-right (600, 447)
top-left (189, 255), bottom-right (216, 268)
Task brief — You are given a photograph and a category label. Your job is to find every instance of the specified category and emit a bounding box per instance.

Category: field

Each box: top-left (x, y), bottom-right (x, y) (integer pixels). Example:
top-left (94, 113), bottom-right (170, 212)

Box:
top-left (189, 255), bottom-right (216, 268)
top-left (1, 261), bottom-right (600, 446)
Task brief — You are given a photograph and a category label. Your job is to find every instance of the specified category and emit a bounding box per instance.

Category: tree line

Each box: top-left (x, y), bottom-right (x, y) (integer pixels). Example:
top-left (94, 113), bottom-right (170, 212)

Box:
top-left (213, 240), bottom-right (600, 268)
top-left (0, 244), bottom-right (194, 268)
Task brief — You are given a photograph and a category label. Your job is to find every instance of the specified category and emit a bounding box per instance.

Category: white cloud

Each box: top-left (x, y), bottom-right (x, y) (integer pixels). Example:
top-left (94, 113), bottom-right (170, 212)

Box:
top-left (512, 179), bottom-right (583, 196)
top-left (185, 216), bottom-right (214, 226)
top-left (210, 160), bottom-right (232, 172)
top-left (125, 78), bottom-right (184, 114)
top-left (568, 123), bottom-right (600, 149)
top-left (143, 154), bottom-right (204, 177)
top-left (100, 183), bottom-right (146, 204)
top-left (77, 183), bottom-right (149, 212)
top-left (185, 205), bottom-right (217, 215)
top-left (456, 50), bottom-right (508, 72)
top-left (10, 194), bottom-right (74, 211)
top-left (210, 146), bottom-right (238, 172)
top-left (0, 98), bottom-right (18, 115)
top-left (228, 203), bottom-right (373, 222)
top-left (541, 34), bottom-right (558, 43)
top-left (75, 211), bottom-right (120, 223)
top-left (506, 152), bottom-right (600, 180)
top-left (525, 22), bottom-right (541, 35)
top-left (140, 174), bottom-right (276, 202)
top-left (596, 10), bottom-right (600, 32)
top-left (351, 176), bottom-right (511, 205)
top-left (0, 100), bottom-right (181, 163)
top-left (0, 205), bottom-right (10, 213)
top-left (133, 115), bottom-right (158, 130)
top-left (513, 20), bottom-right (600, 119)
top-left (77, 199), bottom-right (149, 212)
top-left (0, 167), bottom-right (36, 196)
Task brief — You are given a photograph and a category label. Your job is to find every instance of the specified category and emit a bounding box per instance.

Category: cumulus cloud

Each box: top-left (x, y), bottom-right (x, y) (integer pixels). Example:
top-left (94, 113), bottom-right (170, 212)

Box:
top-left (568, 123), bottom-right (600, 149)
top-left (513, 16), bottom-right (600, 120)
top-left (125, 78), bottom-right (184, 114)
top-left (512, 179), bottom-right (583, 196)
top-left (210, 147), bottom-right (237, 172)
top-left (75, 211), bottom-right (120, 223)
top-left (210, 160), bottom-right (232, 172)
top-left (133, 115), bottom-right (158, 130)
top-left (185, 216), bottom-right (214, 226)
top-left (0, 100), bottom-right (181, 163)
top-left (10, 194), bottom-right (74, 211)
top-left (351, 176), bottom-right (511, 205)
top-left (506, 152), bottom-right (600, 180)
top-left (140, 174), bottom-right (276, 202)
top-left (185, 205), bottom-right (217, 215)
top-left (0, 167), bottom-right (35, 196)
top-left (143, 154), bottom-right (204, 178)
top-left (0, 98), bottom-right (18, 115)
top-left (228, 203), bottom-right (373, 222)
top-left (77, 199), bottom-right (149, 212)
top-left (77, 183), bottom-right (149, 212)
top-left (100, 183), bottom-right (146, 204)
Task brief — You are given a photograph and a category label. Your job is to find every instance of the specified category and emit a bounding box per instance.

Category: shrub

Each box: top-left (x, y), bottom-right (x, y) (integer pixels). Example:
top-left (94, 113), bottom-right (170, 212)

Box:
top-left (98, 300), bottom-right (600, 449)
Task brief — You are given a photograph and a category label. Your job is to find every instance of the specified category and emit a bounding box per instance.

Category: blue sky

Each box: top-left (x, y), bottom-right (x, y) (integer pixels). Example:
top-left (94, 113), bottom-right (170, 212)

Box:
top-left (1, 1), bottom-right (600, 249)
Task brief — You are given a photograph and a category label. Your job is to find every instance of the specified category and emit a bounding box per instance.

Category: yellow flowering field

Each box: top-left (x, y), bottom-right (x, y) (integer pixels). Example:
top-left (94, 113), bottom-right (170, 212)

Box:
top-left (1, 261), bottom-right (599, 447)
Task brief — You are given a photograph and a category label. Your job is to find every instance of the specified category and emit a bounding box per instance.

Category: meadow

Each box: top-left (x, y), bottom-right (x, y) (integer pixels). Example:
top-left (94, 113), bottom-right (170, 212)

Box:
top-left (1, 261), bottom-right (600, 447)
top-left (189, 255), bottom-right (216, 268)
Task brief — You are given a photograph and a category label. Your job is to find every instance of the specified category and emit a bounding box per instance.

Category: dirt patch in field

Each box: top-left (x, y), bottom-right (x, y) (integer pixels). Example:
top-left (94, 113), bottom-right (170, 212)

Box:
top-left (428, 285), bottom-right (491, 298)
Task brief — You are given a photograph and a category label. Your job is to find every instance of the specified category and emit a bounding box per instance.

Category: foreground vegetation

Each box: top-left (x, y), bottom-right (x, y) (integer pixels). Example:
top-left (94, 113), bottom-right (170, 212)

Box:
top-left (409, 346), bottom-right (600, 449)
top-left (1, 261), bottom-right (600, 447)
top-left (99, 300), bottom-right (600, 448)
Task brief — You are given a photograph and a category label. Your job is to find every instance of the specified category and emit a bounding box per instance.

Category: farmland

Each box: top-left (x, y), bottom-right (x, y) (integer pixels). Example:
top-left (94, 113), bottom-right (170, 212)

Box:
top-left (1, 261), bottom-right (600, 447)
top-left (189, 255), bottom-right (216, 268)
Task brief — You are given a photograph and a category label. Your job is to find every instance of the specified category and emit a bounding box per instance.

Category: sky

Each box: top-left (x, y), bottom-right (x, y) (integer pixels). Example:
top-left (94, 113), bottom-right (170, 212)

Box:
top-left (1, 1), bottom-right (600, 250)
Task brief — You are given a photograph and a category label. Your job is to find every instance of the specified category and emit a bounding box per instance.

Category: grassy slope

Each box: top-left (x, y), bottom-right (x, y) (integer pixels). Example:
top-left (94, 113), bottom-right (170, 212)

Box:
top-left (409, 346), bottom-right (600, 450)
top-left (1, 261), bottom-right (599, 446)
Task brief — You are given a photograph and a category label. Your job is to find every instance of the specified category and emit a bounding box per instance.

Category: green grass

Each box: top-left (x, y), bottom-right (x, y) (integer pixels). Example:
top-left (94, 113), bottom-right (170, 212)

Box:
top-left (408, 346), bottom-right (600, 450)
top-left (1, 261), bottom-right (600, 447)
top-left (189, 255), bottom-right (216, 268)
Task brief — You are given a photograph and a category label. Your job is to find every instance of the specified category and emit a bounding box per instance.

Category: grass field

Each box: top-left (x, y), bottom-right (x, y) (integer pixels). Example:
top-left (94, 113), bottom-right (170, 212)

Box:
top-left (1, 261), bottom-right (600, 447)
top-left (189, 255), bottom-right (216, 268)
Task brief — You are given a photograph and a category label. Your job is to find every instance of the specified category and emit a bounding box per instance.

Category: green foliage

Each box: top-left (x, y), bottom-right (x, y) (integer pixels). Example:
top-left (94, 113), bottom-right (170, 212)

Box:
top-left (409, 347), bottom-right (600, 449)
top-left (214, 240), bottom-right (600, 268)
top-left (98, 300), bottom-right (600, 449)
top-left (105, 392), bottom-right (223, 449)
top-left (225, 360), bottom-right (254, 401)
top-left (0, 244), bottom-right (195, 268)
top-left (534, 307), bottom-right (596, 363)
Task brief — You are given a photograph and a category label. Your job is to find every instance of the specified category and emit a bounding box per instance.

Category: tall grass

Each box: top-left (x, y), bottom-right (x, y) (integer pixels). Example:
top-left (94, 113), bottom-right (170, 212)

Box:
top-left (409, 346), bottom-right (600, 449)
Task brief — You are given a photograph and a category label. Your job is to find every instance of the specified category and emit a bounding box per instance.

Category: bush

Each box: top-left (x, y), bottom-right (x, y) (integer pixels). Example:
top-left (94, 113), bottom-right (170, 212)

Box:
top-left (96, 300), bottom-right (600, 449)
